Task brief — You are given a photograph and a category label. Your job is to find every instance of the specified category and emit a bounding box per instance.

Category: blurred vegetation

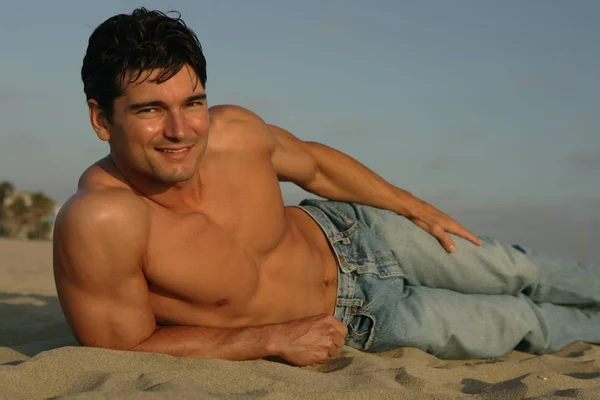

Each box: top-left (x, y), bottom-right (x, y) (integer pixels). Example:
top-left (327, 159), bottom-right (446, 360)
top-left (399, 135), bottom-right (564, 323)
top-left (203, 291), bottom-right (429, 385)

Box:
top-left (0, 181), bottom-right (57, 240)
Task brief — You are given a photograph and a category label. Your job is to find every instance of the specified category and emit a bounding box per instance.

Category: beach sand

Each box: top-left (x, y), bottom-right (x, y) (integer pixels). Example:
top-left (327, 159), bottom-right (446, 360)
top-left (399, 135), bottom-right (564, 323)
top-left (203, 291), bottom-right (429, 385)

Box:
top-left (1, 237), bottom-right (599, 399)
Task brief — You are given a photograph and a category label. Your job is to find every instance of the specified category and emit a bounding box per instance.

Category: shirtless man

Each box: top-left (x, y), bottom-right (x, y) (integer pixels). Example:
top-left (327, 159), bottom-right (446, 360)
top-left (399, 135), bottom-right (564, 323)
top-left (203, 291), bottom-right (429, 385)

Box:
top-left (53, 8), bottom-right (600, 366)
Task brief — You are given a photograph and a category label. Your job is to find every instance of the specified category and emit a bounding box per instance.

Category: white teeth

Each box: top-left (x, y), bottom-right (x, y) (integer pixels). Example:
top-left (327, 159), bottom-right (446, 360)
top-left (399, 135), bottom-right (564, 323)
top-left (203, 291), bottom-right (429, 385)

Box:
top-left (158, 148), bottom-right (188, 153)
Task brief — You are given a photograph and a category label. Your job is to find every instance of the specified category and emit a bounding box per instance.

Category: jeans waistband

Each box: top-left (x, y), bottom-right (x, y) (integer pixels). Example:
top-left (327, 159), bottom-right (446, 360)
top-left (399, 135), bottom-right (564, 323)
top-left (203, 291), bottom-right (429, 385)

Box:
top-left (292, 204), bottom-right (363, 325)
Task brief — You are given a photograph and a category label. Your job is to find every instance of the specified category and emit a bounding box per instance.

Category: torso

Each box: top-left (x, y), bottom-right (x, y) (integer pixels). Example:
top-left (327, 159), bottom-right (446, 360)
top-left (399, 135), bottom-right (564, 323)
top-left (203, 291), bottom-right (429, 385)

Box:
top-left (80, 106), bottom-right (339, 329)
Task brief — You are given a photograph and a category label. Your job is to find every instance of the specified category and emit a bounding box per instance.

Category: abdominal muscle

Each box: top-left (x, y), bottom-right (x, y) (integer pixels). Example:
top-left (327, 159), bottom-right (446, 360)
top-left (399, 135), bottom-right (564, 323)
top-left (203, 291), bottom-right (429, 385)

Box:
top-left (146, 206), bottom-right (339, 329)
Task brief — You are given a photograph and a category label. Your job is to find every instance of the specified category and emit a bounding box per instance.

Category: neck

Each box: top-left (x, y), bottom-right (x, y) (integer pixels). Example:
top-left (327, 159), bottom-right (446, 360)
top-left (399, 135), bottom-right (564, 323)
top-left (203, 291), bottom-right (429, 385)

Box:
top-left (108, 155), bottom-right (205, 213)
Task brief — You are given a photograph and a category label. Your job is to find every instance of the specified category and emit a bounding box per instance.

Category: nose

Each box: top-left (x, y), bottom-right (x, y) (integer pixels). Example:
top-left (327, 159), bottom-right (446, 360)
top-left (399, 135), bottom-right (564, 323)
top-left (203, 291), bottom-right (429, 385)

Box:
top-left (163, 111), bottom-right (187, 140)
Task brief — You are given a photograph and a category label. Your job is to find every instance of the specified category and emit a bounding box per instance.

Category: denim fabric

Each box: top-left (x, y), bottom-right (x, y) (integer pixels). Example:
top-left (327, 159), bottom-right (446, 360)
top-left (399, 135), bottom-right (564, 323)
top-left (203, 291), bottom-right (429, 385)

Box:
top-left (294, 199), bottom-right (600, 359)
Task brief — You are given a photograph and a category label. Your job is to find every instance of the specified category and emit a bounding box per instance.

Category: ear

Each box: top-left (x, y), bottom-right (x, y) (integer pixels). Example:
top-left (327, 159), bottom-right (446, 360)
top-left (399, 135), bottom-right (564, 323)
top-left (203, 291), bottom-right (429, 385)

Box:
top-left (88, 100), bottom-right (112, 141)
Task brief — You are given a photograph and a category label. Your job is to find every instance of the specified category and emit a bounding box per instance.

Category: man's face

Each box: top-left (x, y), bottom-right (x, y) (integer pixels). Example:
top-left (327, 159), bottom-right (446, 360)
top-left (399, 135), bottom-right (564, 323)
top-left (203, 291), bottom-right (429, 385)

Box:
top-left (102, 65), bottom-right (210, 185)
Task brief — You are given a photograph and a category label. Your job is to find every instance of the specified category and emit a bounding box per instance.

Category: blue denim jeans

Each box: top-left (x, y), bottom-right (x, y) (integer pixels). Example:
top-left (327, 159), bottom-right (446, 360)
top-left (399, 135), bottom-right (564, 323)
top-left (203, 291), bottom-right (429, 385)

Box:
top-left (294, 199), bottom-right (600, 359)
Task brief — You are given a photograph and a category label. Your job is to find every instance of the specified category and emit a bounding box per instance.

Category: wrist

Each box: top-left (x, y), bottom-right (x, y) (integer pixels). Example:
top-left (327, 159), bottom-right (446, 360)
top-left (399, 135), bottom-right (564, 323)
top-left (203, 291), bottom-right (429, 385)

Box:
top-left (390, 188), bottom-right (417, 216)
top-left (260, 324), bottom-right (283, 357)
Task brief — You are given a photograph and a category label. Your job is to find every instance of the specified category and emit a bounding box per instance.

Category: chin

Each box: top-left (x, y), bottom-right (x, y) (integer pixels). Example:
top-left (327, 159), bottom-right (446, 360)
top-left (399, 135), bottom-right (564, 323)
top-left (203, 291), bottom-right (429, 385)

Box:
top-left (157, 171), bottom-right (196, 184)
top-left (149, 159), bottom-right (199, 182)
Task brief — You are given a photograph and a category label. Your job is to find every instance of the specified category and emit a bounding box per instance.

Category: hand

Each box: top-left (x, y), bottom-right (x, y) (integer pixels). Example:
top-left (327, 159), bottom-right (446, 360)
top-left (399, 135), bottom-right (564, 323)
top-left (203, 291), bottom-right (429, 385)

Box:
top-left (400, 195), bottom-right (481, 253)
top-left (267, 314), bottom-right (348, 366)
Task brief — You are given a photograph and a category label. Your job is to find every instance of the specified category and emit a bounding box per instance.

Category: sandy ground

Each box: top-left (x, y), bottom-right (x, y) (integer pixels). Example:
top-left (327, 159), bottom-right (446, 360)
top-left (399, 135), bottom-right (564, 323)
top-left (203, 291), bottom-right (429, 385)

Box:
top-left (1, 237), bottom-right (599, 399)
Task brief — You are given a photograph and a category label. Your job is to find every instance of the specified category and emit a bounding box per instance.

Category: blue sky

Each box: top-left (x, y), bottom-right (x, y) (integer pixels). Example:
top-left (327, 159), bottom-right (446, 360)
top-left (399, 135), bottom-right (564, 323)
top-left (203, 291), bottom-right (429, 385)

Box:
top-left (0, 0), bottom-right (598, 263)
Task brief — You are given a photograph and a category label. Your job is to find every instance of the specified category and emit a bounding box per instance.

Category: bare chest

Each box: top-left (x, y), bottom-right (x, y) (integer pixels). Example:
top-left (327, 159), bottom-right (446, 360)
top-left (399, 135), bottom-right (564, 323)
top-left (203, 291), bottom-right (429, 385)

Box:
top-left (142, 160), bottom-right (288, 318)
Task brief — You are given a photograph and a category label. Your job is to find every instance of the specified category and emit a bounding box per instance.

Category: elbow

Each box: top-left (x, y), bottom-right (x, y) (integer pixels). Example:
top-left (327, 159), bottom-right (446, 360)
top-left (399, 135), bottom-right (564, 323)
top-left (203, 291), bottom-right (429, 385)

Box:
top-left (74, 328), bottom-right (155, 354)
top-left (124, 328), bottom-right (159, 352)
top-left (299, 169), bottom-right (326, 194)
top-left (300, 142), bottom-right (322, 187)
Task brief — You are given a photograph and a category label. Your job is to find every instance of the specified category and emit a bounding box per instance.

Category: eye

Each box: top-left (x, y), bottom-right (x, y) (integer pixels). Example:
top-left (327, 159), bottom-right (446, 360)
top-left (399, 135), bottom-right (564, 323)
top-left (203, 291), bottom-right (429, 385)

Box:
top-left (138, 108), bottom-right (158, 114)
top-left (188, 101), bottom-right (203, 108)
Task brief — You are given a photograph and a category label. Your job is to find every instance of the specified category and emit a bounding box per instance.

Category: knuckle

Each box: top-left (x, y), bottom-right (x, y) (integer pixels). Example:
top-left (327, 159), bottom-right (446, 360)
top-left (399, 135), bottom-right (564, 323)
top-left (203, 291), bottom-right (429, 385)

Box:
top-left (431, 224), bottom-right (445, 234)
top-left (412, 217), bottom-right (425, 226)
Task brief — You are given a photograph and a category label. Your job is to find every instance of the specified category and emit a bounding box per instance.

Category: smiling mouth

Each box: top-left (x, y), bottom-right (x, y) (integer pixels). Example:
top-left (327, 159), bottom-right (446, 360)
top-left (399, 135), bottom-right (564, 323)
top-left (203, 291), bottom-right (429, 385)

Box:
top-left (155, 145), bottom-right (193, 153)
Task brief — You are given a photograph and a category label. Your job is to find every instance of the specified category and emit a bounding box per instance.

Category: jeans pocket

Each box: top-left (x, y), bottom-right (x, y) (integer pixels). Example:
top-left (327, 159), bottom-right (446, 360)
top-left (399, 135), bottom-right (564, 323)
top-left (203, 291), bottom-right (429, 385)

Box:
top-left (332, 220), bottom-right (401, 277)
top-left (346, 311), bottom-right (377, 351)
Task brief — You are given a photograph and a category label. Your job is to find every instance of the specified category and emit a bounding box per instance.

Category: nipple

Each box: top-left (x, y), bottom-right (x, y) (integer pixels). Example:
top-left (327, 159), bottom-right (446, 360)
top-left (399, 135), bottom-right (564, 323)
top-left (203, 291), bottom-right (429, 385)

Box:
top-left (213, 298), bottom-right (229, 307)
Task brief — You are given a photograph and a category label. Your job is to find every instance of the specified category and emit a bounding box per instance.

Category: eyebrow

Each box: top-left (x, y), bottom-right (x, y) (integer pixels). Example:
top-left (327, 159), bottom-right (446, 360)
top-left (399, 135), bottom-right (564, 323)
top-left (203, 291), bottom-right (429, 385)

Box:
top-left (128, 94), bottom-right (207, 111)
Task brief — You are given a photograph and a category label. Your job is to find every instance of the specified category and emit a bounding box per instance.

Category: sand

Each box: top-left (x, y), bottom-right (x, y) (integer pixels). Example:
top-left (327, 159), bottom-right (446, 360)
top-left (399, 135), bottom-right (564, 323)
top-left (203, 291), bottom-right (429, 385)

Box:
top-left (1, 237), bottom-right (599, 399)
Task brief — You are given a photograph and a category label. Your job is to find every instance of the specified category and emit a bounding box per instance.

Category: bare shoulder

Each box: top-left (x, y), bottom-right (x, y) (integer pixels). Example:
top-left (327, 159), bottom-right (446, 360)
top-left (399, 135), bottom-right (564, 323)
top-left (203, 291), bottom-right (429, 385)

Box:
top-left (77, 155), bottom-right (132, 192)
top-left (209, 104), bottom-right (266, 125)
top-left (58, 156), bottom-right (149, 238)
top-left (55, 186), bottom-right (148, 234)
top-left (208, 104), bottom-right (275, 152)
top-left (53, 182), bottom-right (150, 277)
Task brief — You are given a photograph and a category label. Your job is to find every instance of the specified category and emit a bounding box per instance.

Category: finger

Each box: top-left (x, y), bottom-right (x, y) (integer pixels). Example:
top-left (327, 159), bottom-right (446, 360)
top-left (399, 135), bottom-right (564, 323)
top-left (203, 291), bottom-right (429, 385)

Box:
top-left (332, 331), bottom-right (345, 348)
top-left (436, 216), bottom-right (481, 246)
top-left (318, 353), bottom-right (330, 364)
top-left (335, 322), bottom-right (348, 338)
top-left (446, 224), bottom-right (481, 246)
top-left (328, 345), bottom-right (338, 358)
top-left (326, 316), bottom-right (348, 337)
top-left (414, 219), bottom-right (455, 253)
top-left (431, 224), bottom-right (457, 253)
top-left (411, 218), bottom-right (432, 235)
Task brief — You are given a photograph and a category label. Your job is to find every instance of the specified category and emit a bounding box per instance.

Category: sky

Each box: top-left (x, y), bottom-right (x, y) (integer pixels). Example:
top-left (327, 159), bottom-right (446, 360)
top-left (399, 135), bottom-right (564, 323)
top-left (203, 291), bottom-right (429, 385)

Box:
top-left (0, 0), bottom-right (598, 263)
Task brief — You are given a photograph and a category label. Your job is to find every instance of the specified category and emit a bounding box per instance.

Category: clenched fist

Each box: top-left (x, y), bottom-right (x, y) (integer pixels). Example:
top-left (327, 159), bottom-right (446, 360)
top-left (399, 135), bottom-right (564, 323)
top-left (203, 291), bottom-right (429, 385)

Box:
top-left (267, 314), bottom-right (348, 366)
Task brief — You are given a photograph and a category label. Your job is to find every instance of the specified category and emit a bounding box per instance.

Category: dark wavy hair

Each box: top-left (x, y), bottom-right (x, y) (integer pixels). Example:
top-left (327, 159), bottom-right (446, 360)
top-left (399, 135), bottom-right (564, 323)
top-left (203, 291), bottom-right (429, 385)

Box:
top-left (81, 8), bottom-right (207, 121)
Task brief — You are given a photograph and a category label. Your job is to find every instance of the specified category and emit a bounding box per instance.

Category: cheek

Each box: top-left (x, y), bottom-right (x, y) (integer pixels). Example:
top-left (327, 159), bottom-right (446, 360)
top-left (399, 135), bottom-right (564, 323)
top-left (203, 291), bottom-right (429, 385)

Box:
top-left (124, 120), bottom-right (163, 145)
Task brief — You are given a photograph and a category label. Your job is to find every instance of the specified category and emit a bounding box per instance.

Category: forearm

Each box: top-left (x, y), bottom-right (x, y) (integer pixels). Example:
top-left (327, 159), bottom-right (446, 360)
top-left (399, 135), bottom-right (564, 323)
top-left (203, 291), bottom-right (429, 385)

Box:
top-left (130, 324), bottom-right (276, 361)
top-left (303, 142), bottom-right (413, 215)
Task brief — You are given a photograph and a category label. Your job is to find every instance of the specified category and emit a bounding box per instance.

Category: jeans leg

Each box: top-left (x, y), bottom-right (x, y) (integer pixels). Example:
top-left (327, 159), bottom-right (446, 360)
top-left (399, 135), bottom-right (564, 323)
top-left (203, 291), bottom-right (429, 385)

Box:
top-left (300, 199), bottom-right (600, 358)
top-left (364, 283), bottom-right (600, 358)
top-left (348, 203), bottom-right (599, 306)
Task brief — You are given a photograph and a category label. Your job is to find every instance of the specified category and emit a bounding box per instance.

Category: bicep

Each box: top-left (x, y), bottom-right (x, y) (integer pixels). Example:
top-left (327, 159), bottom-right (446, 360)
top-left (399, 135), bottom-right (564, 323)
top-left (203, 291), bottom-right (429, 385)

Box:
top-left (268, 124), bottom-right (318, 186)
top-left (53, 193), bottom-right (155, 350)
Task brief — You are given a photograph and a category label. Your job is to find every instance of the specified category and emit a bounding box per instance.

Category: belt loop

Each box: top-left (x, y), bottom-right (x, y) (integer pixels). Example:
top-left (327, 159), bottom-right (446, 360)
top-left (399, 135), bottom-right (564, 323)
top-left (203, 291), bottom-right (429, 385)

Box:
top-left (336, 298), bottom-right (364, 307)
